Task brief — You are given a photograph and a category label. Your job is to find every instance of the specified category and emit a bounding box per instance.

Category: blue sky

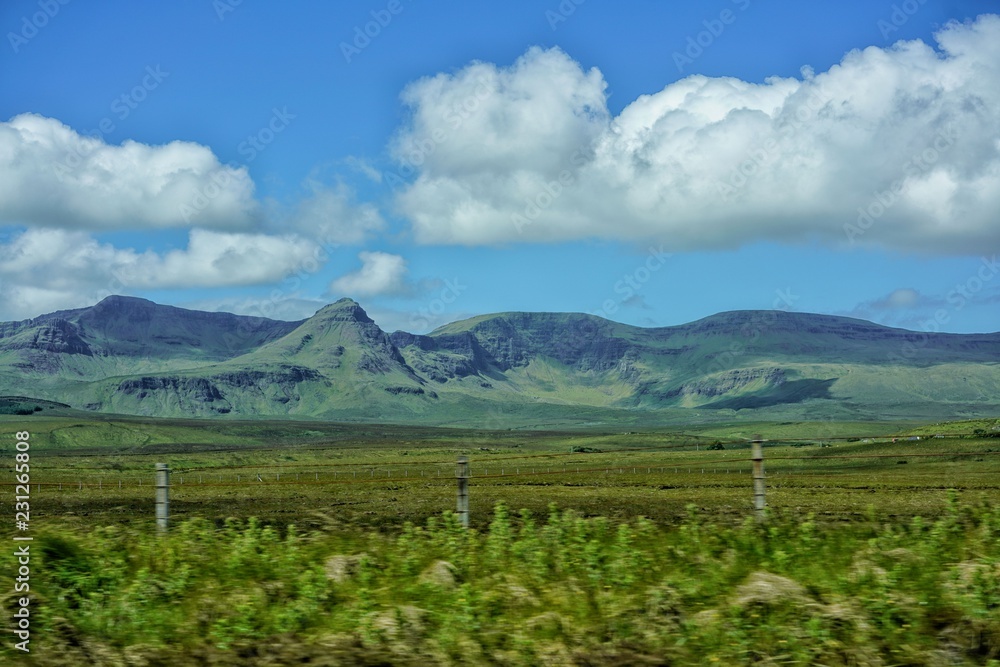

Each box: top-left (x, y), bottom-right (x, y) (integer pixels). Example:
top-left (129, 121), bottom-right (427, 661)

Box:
top-left (1, 0), bottom-right (998, 333)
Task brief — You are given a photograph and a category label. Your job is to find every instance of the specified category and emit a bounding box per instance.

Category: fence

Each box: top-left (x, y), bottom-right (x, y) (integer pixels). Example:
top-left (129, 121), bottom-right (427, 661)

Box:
top-left (10, 434), bottom-right (1000, 531)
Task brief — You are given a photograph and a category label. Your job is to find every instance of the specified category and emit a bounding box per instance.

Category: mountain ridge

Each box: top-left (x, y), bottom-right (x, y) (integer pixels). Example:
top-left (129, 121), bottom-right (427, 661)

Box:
top-left (1, 295), bottom-right (998, 426)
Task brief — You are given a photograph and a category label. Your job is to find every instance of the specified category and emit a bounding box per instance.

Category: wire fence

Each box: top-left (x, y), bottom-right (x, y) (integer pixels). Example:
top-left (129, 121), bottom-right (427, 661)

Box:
top-left (7, 448), bottom-right (999, 491)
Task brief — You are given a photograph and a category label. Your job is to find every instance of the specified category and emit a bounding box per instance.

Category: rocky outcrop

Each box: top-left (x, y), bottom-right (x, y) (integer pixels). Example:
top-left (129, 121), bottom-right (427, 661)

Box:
top-left (668, 368), bottom-right (787, 399)
top-left (114, 365), bottom-right (326, 414)
top-left (446, 313), bottom-right (630, 372)
top-left (391, 331), bottom-right (495, 382)
top-left (118, 376), bottom-right (226, 402)
top-left (212, 366), bottom-right (321, 388)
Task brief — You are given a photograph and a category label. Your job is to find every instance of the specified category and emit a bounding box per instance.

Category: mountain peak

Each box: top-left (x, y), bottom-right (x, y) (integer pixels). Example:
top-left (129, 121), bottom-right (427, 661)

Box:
top-left (85, 295), bottom-right (162, 322)
top-left (314, 298), bottom-right (374, 324)
top-left (95, 295), bottom-right (157, 308)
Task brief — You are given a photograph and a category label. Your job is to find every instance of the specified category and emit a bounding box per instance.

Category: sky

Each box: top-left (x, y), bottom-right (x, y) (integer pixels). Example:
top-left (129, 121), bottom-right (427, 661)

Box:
top-left (1, 0), bottom-right (999, 334)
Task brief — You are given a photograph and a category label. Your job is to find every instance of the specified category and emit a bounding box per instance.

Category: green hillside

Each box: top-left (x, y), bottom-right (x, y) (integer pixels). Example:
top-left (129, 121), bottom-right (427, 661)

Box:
top-left (0, 296), bottom-right (998, 426)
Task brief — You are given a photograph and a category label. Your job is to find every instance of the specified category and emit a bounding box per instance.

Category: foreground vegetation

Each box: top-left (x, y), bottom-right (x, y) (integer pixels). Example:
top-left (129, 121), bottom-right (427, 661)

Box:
top-left (3, 415), bottom-right (999, 663)
top-left (3, 496), bottom-right (998, 665)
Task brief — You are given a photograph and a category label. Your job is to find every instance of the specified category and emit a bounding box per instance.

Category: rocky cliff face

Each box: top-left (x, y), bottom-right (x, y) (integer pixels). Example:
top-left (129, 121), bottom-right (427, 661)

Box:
top-left (96, 365), bottom-right (328, 416)
top-left (435, 313), bottom-right (631, 372)
top-left (390, 331), bottom-right (495, 381)
top-left (658, 367), bottom-right (787, 400)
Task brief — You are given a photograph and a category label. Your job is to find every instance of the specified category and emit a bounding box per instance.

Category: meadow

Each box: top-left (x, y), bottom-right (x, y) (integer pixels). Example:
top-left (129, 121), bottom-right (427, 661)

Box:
top-left (2, 413), bottom-right (999, 664)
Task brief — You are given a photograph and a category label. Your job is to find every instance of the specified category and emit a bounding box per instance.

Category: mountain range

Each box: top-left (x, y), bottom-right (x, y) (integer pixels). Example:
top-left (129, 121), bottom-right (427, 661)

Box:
top-left (1, 295), bottom-right (998, 427)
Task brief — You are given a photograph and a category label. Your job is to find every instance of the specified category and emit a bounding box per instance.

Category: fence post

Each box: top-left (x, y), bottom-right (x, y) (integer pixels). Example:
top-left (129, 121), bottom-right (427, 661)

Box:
top-left (456, 456), bottom-right (469, 529)
top-left (155, 463), bottom-right (170, 533)
top-left (752, 435), bottom-right (766, 522)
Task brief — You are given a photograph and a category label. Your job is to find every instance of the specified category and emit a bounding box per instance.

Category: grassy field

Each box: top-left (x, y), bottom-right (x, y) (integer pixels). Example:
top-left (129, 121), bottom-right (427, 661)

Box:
top-left (1, 413), bottom-right (999, 664)
top-left (3, 413), bottom-right (998, 529)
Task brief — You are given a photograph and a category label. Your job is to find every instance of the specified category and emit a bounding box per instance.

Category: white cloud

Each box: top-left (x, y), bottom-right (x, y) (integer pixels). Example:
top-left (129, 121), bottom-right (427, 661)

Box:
top-left (344, 156), bottom-right (383, 183)
top-left (872, 288), bottom-right (923, 310)
top-left (329, 251), bottom-right (410, 297)
top-left (0, 228), bottom-right (320, 320)
top-left (118, 230), bottom-right (320, 288)
top-left (0, 115), bottom-right (391, 319)
top-left (392, 16), bottom-right (1000, 255)
top-left (282, 181), bottom-right (384, 245)
top-left (393, 46), bottom-right (608, 178)
top-left (0, 114), bottom-right (257, 230)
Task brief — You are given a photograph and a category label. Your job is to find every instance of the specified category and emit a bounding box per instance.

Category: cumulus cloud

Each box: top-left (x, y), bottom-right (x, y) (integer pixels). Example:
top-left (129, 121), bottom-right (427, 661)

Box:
top-left (0, 114), bottom-right (392, 320)
top-left (0, 228), bottom-right (320, 320)
top-left (119, 230), bottom-right (320, 288)
top-left (392, 17), bottom-right (1000, 255)
top-left (0, 114), bottom-right (257, 230)
top-left (329, 251), bottom-right (410, 297)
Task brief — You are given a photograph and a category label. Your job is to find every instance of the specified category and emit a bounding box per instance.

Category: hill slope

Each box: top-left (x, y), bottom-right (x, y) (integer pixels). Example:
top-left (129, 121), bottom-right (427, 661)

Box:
top-left (1, 296), bottom-right (998, 425)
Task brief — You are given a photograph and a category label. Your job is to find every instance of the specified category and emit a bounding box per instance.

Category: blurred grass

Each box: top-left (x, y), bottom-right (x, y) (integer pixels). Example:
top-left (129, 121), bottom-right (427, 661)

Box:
top-left (2, 497), bottom-right (998, 665)
top-left (2, 414), bottom-right (1000, 663)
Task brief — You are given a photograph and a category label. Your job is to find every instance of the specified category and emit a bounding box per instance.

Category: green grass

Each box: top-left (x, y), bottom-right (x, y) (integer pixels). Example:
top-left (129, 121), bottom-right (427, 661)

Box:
top-left (4, 414), bottom-right (1000, 528)
top-left (2, 414), bottom-right (1000, 663)
top-left (4, 498), bottom-right (999, 665)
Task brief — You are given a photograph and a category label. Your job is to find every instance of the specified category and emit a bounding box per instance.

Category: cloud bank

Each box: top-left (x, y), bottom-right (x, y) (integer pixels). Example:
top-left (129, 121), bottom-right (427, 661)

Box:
top-left (0, 114), bottom-right (387, 320)
top-left (392, 16), bottom-right (1000, 255)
